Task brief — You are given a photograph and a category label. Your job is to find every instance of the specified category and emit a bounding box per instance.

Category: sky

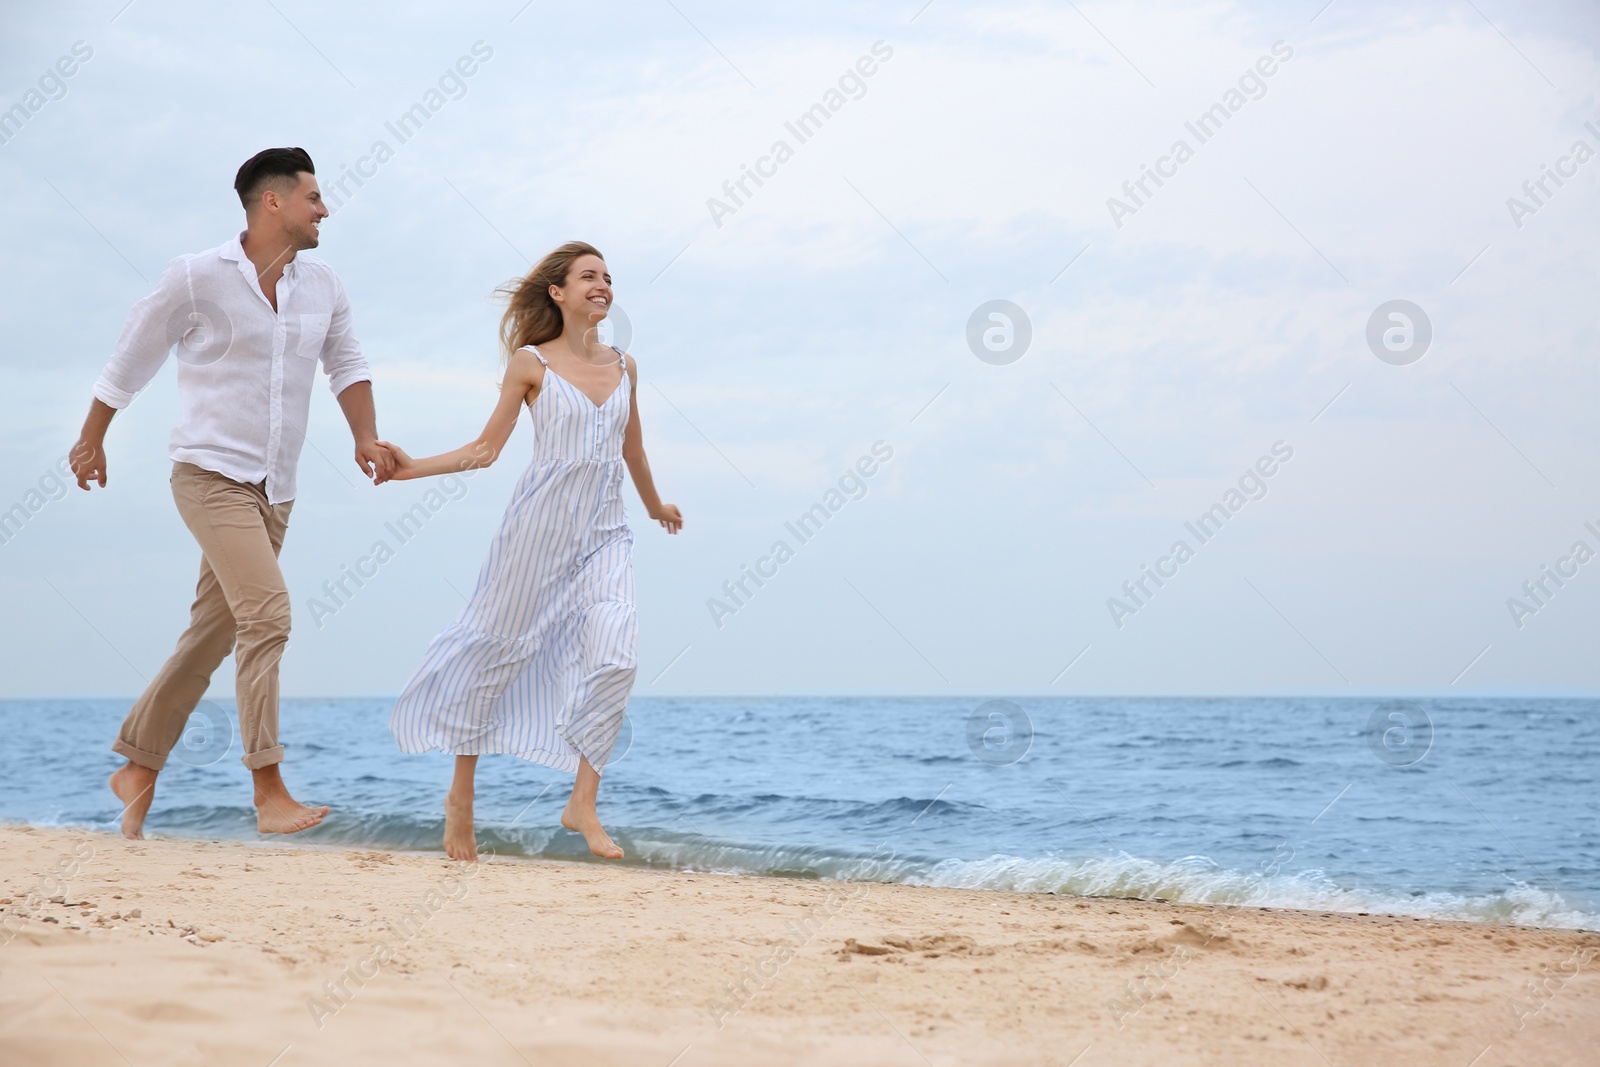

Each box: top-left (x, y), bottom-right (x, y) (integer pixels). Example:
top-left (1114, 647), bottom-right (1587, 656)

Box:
top-left (0, 0), bottom-right (1595, 699)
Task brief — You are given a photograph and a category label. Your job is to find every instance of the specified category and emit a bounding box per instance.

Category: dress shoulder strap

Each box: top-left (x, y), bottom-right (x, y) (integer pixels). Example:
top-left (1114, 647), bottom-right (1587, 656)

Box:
top-left (517, 344), bottom-right (548, 367)
top-left (611, 345), bottom-right (628, 380)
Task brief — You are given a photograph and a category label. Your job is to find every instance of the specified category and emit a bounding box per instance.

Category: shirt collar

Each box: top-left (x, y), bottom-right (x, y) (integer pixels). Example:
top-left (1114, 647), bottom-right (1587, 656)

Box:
top-left (224, 230), bottom-right (300, 279)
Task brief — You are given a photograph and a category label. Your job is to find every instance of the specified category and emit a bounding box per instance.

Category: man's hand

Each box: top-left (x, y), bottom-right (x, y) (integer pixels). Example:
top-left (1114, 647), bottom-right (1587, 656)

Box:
top-left (336, 382), bottom-right (389, 484)
top-left (71, 437), bottom-right (108, 490)
top-left (71, 399), bottom-right (117, 491)
top-left (356, 439), bottom-right (395, 484)
top-left (373, 441), bottom-right (415, 482)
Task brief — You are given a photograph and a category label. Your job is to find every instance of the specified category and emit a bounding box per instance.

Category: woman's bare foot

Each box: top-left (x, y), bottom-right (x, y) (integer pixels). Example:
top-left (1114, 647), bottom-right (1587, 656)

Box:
top-left (444, 755), bottom-right (480, 861)
top-left (251, 764), bottom-right (328, 835)
top-left (560, 800), bottom-right (624, 859)
top-left (444, 791), bottom-right (478, 861)
top-left (109, 761), bottom-right (159, 840)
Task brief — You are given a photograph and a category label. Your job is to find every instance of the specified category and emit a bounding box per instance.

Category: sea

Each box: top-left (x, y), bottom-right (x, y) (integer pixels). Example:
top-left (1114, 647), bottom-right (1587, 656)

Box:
top-left (2, 696), bottom-right (1595, 930)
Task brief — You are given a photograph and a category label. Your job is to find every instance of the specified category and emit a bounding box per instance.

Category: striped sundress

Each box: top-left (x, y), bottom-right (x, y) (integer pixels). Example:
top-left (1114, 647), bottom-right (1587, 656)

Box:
top-left (389, 344), bottom-right (637, 774)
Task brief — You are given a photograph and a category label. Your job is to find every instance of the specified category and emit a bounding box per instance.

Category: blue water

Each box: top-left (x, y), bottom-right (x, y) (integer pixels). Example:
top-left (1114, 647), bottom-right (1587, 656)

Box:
top-left (2, 697), bottom-right (1596, 930)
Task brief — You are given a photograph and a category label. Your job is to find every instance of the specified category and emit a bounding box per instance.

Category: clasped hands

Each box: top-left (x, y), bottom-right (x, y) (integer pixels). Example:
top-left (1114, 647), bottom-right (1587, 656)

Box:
top-left (356, 440), bottom-right (414, 485)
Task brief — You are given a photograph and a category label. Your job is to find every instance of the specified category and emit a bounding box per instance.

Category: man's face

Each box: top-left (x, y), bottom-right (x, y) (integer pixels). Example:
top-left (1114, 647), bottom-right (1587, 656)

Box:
top-left (268, 171), bottom-right (328, 250)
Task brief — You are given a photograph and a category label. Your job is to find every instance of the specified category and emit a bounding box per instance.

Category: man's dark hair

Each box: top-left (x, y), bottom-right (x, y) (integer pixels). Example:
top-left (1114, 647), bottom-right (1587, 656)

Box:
top-left (234, 147), bottom-right (315, 209)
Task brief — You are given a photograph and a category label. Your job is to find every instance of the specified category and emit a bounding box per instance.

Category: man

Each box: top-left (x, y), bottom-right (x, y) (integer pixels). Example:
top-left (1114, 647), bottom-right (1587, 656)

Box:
top-left (70, 147), bottom-right (393, 838)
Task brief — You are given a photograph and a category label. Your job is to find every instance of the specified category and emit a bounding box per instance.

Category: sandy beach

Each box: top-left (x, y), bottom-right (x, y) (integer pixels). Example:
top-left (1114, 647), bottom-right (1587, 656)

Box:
top-left (1, 824), bottom-right (1595, 1066)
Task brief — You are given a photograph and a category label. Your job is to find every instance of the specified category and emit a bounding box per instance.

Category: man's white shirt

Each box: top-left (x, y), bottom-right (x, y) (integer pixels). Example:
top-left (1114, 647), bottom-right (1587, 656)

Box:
top-left (93, 232), bottom-right (372, 504)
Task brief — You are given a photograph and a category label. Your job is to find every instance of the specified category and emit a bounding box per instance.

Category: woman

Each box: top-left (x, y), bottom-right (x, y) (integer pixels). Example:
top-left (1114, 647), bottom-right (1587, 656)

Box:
top-left (380, 241), bottom-right (682, 860)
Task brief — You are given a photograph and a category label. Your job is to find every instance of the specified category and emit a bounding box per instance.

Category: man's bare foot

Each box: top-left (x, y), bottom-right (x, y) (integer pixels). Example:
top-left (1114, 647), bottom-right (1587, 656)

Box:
top-left (560, 800), bottom-right (624, 859)
top-left (444, 791), bottom-right (478, 861)
top-left (255, 796), bottom-right (328, 834)
top-left (251, 764), bottom-right (328, 835)
top-left (109, 762), bottom-right (158, 840)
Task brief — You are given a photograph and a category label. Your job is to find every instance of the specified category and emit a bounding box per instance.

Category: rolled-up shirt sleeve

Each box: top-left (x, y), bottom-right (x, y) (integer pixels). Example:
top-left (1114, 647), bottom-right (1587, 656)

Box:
top-left (92, 256), bottom-right (189, 410)
top-left (320, 275), bottom-right (372, 398)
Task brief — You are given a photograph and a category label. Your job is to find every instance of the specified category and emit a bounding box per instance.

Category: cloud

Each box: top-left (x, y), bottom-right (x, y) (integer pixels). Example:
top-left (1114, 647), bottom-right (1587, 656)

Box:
top-left (2, 0), bottom-right (1595, 697)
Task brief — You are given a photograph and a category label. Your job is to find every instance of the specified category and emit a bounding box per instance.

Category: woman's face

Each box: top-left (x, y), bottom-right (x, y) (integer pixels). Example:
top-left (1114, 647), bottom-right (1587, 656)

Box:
top-left (552, 254), bottom-right (612, 322)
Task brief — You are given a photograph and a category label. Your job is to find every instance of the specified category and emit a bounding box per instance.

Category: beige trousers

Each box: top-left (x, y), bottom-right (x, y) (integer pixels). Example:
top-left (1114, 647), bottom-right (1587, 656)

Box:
top-left (113, 462), bottom-right (295, 771)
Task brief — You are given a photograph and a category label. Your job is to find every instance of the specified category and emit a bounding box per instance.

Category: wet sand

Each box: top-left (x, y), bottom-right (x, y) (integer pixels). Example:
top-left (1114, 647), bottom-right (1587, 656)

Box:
top-left (1, 824), bottom-right (1596, 1066)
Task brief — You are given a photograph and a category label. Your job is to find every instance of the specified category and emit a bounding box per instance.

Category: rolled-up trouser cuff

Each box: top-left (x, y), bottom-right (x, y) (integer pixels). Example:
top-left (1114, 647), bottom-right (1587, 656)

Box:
top-left (241, 744), bottom-right (285, 770)
top-left (113, 738), bottom-right (168, 772)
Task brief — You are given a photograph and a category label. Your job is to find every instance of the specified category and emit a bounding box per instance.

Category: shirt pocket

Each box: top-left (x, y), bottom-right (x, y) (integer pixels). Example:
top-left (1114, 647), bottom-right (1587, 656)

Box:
top-left (295, 312), bottom-right (332, 361)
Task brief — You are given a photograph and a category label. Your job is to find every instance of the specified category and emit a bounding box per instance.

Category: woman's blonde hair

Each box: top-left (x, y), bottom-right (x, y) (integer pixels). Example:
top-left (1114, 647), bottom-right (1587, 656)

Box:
top-left (497, 240), bottom-right (605, 363)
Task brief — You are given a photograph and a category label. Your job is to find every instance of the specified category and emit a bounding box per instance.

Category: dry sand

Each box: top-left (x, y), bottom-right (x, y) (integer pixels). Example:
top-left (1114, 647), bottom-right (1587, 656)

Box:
top-left (1, 824), bottom-right (1596, 1066)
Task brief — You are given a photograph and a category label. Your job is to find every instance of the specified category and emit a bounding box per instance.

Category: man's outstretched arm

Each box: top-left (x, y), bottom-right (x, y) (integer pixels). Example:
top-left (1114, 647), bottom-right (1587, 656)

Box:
top-left (335, 380), bottom-right (393, 483)
top-left (72, 399), bottom-right (117, 490)
top-left (75, 257), bottom-right (191, 491)
top-left (322, 276), bottom-right (390, 485)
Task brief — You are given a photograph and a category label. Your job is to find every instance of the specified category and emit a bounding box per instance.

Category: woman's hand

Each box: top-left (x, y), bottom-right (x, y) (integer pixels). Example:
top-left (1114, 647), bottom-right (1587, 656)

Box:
top-left (374, 441), bottom-right (415, 482)
top-left (649, 503), bottom-right (683, 534)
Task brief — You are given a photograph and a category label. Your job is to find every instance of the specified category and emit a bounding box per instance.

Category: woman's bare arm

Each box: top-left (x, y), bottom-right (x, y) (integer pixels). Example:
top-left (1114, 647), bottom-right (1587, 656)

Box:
top-left (620, 355), bottom-right (682, 533)
top-left (378, 349), bottom-right (544, 480)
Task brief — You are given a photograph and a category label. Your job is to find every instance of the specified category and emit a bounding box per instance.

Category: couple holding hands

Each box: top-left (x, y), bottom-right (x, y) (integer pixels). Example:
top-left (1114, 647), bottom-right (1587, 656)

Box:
top-left (71, 148), bottom-right (681, 861)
